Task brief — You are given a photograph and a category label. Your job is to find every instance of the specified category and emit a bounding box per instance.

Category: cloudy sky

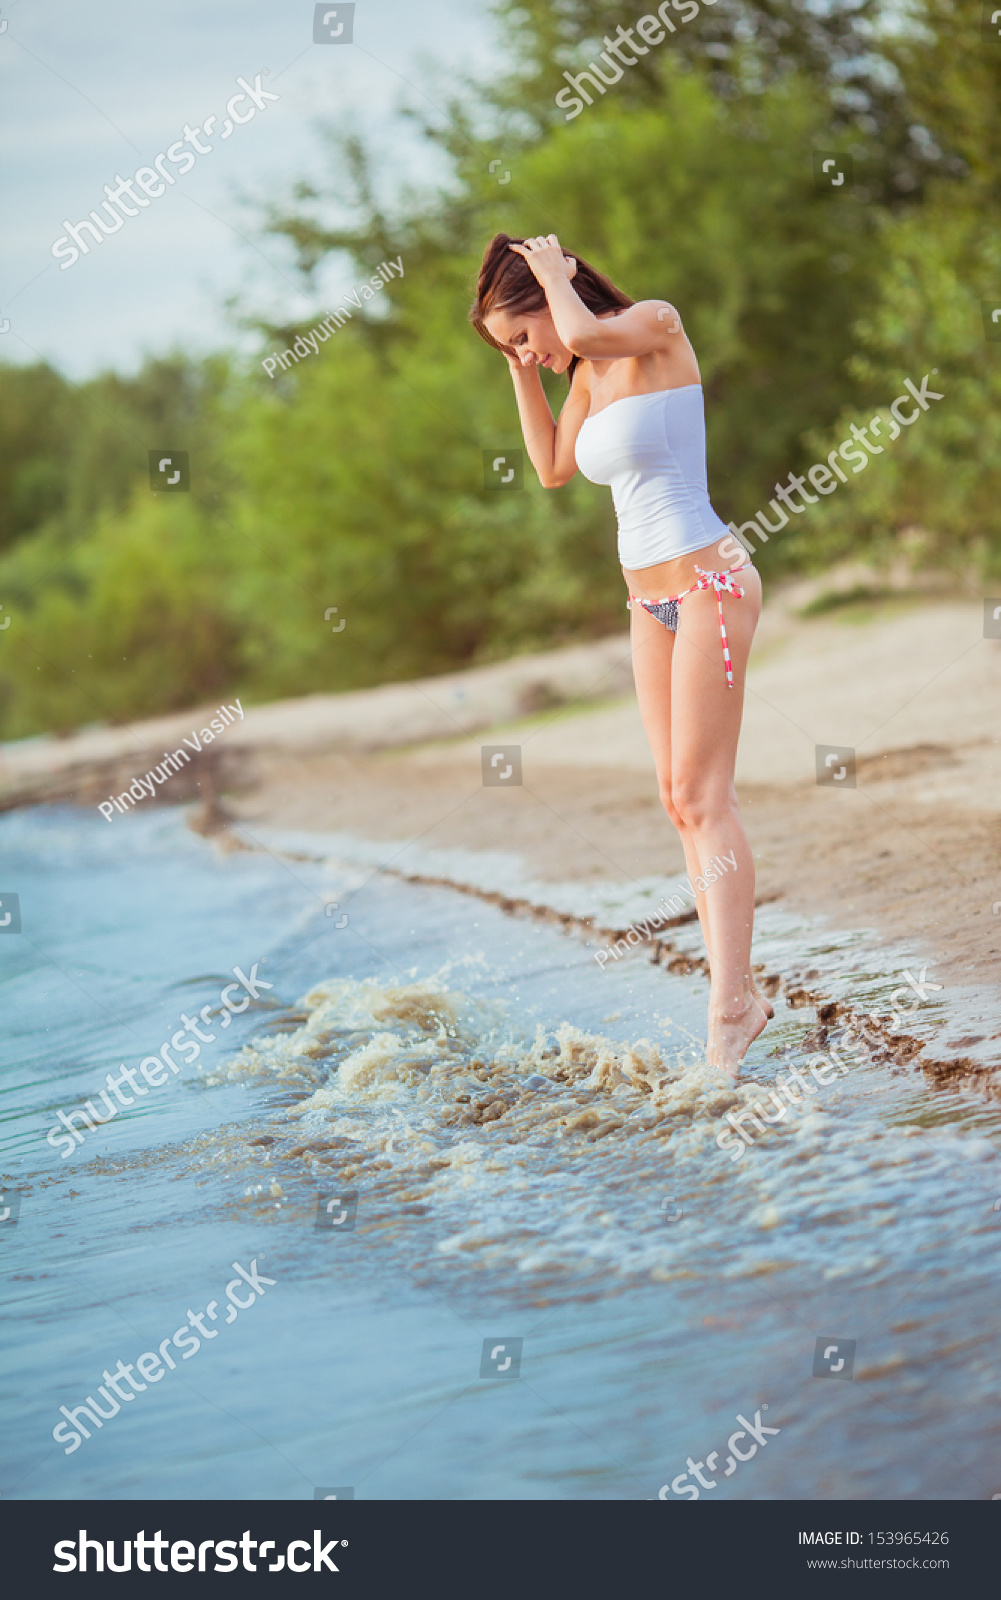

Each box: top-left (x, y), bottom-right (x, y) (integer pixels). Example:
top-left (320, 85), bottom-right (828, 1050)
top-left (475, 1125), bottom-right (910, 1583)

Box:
top-left (1, 0), bottom-right (497, 378)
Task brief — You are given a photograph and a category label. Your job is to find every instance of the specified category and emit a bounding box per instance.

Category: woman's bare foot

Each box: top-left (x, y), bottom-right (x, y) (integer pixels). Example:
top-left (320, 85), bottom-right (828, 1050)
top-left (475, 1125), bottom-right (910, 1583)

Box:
top-left (706, 997), bottom-right (769, 1076)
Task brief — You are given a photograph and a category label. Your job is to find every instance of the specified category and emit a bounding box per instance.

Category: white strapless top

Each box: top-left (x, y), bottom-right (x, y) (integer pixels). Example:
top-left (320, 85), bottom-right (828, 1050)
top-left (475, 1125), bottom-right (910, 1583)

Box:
top-left (574, 385), bottom-right (729, 568)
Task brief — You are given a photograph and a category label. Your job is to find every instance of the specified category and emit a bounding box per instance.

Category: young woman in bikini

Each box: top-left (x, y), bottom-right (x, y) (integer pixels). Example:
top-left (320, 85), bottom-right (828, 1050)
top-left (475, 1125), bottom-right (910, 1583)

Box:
top-left (470, 232), bottom-right (771, 1075)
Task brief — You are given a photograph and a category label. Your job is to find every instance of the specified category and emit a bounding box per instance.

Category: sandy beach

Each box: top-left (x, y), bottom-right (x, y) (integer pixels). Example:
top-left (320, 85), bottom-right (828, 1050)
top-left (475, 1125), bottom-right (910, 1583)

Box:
top-left (233, 579), bottom-right (1000, 996)
top-left (3, 568), bottom-right (998, 1055)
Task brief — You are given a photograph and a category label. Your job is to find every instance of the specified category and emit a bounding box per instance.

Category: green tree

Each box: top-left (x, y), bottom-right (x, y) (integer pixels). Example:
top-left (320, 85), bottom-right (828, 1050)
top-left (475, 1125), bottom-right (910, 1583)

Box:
top-left (1, 0), bottom-right (997, 739)
top-left (0, 492), bottom-right (240, 737)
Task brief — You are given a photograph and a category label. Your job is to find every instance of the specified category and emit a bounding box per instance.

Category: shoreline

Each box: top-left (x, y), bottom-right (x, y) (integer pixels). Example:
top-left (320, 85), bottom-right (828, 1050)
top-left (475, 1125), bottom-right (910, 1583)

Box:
top-left (3, 571), bottom-right (999, 1086)
top-left (227, 813), bottom-right (1001, 1095)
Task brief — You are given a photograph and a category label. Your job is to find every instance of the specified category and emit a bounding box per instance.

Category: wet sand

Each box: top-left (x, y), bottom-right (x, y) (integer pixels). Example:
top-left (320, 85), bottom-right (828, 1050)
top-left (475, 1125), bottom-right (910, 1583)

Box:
top-left (229, 586), bottom-right (1000, 999)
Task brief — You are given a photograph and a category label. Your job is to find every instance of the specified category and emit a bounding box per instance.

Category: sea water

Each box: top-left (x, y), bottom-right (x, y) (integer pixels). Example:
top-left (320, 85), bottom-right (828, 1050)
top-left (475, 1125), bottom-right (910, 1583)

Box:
top-left (1, 807), bottom-right (999, 1500)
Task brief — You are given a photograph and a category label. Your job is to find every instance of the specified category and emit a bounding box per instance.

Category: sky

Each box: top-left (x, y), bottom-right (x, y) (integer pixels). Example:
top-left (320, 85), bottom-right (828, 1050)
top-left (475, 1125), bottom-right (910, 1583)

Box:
top-left (1, 0), bottom-right (498, 379)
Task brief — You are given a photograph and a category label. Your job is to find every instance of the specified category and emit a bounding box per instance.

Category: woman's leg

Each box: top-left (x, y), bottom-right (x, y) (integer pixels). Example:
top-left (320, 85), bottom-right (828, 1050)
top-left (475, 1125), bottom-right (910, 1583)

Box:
top-left (628, 608), bottom-right (705, 919)
top-left (667, 569), bottom-right (764, 1071)
top-left (630, 596), bottom-right (771, 1032)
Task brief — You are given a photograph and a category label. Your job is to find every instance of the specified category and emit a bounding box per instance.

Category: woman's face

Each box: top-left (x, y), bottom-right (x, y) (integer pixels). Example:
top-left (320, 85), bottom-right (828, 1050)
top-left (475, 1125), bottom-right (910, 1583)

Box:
top-left (483, 305), bottom-right (573, 373)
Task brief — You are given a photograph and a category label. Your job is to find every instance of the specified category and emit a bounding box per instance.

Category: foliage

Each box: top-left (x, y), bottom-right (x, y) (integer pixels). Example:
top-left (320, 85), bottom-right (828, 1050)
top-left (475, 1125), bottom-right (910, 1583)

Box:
top-left (0, 0), bottom-right (998, 736)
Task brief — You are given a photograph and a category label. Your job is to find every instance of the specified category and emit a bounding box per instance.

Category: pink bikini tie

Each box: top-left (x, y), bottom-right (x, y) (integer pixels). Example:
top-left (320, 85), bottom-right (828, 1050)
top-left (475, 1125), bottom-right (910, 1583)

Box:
top-left (688, 566), bottom-right (745, 689)
top-left (628, 565), bottom-right (747, 689)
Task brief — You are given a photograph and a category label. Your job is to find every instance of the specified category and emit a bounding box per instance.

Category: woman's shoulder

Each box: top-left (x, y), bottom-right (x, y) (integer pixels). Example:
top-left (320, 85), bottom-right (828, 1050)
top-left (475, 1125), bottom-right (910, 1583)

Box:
top-left (632, 298), bottom-right (684, 335)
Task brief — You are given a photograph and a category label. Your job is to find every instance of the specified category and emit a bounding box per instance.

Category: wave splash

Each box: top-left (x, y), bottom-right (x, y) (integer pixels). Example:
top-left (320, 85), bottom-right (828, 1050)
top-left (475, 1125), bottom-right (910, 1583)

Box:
top-left (199, 971), bottom-right (769, 1289)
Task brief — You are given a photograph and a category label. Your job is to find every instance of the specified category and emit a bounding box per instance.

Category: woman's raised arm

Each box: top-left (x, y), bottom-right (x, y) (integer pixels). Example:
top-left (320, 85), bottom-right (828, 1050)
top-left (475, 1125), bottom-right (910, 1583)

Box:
top-left (509, 235), bottom-right (685, 362)
top-left (506, 358), bottom-right (590, 489)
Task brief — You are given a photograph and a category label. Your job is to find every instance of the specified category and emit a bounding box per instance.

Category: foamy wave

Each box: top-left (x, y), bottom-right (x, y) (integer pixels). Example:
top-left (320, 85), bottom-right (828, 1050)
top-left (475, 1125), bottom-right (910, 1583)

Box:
top-left (211, 973), bottom-right (749, 1156)
top-left (85, 970), bottom-right (967, 1294)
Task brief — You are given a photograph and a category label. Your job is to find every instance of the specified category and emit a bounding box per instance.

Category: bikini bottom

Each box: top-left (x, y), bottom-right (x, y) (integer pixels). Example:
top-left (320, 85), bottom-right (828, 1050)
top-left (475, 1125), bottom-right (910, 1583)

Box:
top-left (627, 563), bottom-right (751, 689)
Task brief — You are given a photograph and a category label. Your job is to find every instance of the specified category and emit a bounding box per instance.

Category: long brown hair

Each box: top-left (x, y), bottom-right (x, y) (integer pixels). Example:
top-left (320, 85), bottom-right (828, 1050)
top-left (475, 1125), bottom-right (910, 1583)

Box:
top-left (469, 233), bottom-right (633, 385)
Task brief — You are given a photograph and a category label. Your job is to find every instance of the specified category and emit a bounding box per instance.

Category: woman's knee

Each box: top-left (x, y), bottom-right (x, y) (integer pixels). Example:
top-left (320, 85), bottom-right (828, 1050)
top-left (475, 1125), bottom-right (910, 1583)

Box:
top-left (672, 776), bottom-right (732, 832)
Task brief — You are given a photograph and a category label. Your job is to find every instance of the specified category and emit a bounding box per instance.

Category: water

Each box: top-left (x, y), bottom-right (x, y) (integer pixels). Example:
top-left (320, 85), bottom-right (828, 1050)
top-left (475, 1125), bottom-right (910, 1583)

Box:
top-left (1, 807), bottom-right (999, 1501)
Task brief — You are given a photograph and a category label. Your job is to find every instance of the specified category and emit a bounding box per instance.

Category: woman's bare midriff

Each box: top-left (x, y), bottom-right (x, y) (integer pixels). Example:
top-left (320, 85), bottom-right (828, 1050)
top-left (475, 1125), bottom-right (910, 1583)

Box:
top-left (622, 540), bottom-right (753, 602)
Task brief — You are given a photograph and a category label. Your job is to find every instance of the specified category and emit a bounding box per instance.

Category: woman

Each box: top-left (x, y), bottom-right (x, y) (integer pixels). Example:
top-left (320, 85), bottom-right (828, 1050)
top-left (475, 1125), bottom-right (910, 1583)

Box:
top-left (470, 231), bottom-right (770, 1075)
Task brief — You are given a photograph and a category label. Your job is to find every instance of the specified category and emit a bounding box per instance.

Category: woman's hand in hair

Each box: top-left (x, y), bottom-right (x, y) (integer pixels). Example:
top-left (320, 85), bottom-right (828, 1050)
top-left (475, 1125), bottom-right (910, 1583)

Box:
top-left (508, 234), bottom-right (578, 287)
